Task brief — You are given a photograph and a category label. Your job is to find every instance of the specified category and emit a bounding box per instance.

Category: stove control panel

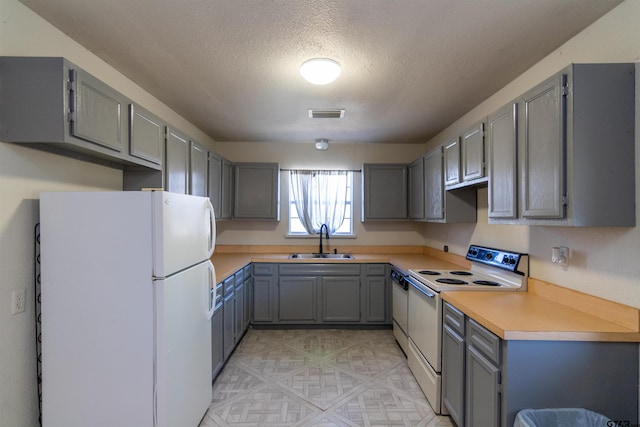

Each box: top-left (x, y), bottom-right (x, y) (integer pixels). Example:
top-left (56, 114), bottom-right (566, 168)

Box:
top-left (466, 245), bottom-right (524, 273)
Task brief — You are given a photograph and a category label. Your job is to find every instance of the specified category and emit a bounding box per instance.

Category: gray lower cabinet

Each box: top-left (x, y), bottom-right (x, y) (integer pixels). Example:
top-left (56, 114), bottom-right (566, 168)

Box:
top-left (279, 276), bottom-right (317, 322)
top-left (243, 265), bottom-right (252, 330)
top-left (443, 302), bottom-right (639, 427)
top-left (210, 280), bottom-right (224, 379)
top-left (362, 264), bottom-right (388, 323)
top-left (321, 276), bottom-right (361, 322)
top-left (362, 164), bottom-right (408, 220)
top-left (234, 270), bottom-right (245, 344)
top-left (0, 56), bottom-right (161, 170)
top-left (489, 62), bottom-right (636, 226)
top-left (253, 263), bottom-right (390, 325)
top-left (234, 163), bottom-right (280, 220)
top-left (252, 264), bottom-right (277, 323)
top-left (222, 276), bottom-right (235, 361)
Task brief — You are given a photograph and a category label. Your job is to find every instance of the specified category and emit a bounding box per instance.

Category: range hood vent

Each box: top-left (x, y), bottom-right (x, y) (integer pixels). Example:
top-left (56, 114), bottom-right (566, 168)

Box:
top-left (308, 109), bottom-right (345, 119)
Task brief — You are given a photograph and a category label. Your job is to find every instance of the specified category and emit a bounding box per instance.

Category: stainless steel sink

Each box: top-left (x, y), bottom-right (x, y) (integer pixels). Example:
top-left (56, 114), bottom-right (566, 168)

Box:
top-left (288, 253), bottom-right (354, 260)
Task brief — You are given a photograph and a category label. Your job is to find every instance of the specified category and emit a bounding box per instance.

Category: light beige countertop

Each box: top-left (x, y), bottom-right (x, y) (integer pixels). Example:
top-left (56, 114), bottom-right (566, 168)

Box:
top-left (210, 245), bottom-right (640, 343)
top-left (442, 278), bottom-right (640, 342)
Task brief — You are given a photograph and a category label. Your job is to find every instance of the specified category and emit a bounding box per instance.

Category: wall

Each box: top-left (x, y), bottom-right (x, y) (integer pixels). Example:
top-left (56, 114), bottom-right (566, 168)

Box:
top-left (214, 141), bottom-right (427, 246)
top-left (422, 0), bottom-right (640, 308)
top-left (0, 1), bottom-right (215, 425)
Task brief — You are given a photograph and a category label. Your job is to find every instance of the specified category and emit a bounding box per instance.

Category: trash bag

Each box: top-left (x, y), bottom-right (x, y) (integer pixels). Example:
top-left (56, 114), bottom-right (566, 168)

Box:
top-left (513, 408), bottom-right (611, 427)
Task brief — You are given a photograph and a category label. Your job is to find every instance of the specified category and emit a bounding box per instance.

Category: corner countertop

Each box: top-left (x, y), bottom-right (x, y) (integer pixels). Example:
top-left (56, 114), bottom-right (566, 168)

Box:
top-left (209, 246), bottom-right (640, 343)
top-left (442, 279), bottom-right (640, 343)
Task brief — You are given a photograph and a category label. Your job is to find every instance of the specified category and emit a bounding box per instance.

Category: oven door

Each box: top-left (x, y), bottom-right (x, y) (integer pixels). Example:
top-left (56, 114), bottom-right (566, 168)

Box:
top-left (407, 276), bottom-right (442, 372)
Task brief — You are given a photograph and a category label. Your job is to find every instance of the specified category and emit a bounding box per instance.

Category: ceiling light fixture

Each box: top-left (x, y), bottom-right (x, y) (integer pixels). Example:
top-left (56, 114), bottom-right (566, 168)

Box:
top-left (315, 138), bottom-right (329, 151)
top-left (300, 58), bottom-right (341, 85)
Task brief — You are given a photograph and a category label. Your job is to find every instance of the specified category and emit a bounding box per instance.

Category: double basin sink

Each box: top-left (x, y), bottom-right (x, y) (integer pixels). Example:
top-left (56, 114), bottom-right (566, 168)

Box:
top-left (288, 253), bottom-right (354, 260)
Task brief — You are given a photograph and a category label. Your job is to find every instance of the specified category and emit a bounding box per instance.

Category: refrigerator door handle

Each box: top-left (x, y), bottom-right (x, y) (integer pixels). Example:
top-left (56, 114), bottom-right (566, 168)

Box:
top-left (206, 199), bottom-right (216, 257)
top-left (206, 261), bottom-right (216, 321)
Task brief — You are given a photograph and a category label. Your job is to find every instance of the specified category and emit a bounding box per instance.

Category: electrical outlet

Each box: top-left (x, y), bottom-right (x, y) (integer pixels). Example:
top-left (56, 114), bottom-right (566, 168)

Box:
top-left (11, 288), bottom-right (26, 315)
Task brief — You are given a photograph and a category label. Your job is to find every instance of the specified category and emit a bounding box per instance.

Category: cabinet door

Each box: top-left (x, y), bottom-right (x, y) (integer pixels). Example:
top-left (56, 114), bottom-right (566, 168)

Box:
top-left (234, 282), bottom-right (244, 340)
top-left (488, 103), bottom-right (518, 219)
top-left (243, 276), bottom-right (252, 330)
top-left (165, 127), bottom-right (189, 194)
top-left (220, 159), bottom-right (234, 219)
top-left (189, 141), bottom-right (208, 197)
top-left (208, 153), bottom-right (222, 218)
top-left (424, 148), bottom-right (444, 220)
top-left (70, 69), bottom-right (125, 153)
top-left (252, 275), bottom-right (275, 322)
top-left (129, 104), bottom-right (163, 165)
top-left (462, 121), bottom-right (485, 182)
top-left (234, 163), bottom-right (280, 219)
top-left (364, 276), bottom-right (387, 322)
top-left (443, 139), bottom-right (461, 186)
top-left (466, 345), bottom-right (500, 427)
top-left (278, 277), bottom-right (316, 322)
top-left (362, 164), bottom-right (408, 220)
top-left (211, 306), bottom-right (224, 379)
top-left (321, 277), bottom-right (360, 322)
top-left (408, 158), bottom-right (425, 219)
top-left (520, 73), bottom-right (566, 219)
top-left (443, 325), bottom-right (465, 427)
top-left (223, 290), bottom-right (235, 360)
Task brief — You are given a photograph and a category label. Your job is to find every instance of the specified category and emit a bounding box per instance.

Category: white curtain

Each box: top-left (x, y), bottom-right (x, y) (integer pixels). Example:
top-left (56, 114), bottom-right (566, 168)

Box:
top-left (290, 170), bottom-right (348, 234)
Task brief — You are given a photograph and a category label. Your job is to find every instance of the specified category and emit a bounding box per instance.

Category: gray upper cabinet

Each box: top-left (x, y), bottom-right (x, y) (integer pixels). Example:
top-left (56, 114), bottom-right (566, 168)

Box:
top-left (520, 73), bottom-right (565, 219)
top-left (208, 152), bottom-right (223, 218)
top-left (443, 139), bottom-right (461, 187)
top-left (129, 104), bottom-right (164, 166)
top-left (362, 164), bottom-right (408, 220)
top-left (408, 158), bottom-right (425, 219)
top-left (487, 102), bottom-right (518, 219)
top-left (461, 121), bottom-right (486, 183)
top-left (233, 162), bottom-right (280, 220)
top-left (220, 159), bottom-right (234, 219)
top-left (0, 57), bottom-right (159, 170)
top-left (489, 63), bottom-right (636, 226)
top-left (424, 148), bottom-right (445, 220)
top-left (189, 141), bottom-right (208, 197)
top-left (444, 121), bottom-right (487, 190)
top-left (165, 127), bottom-right (190, 194)
top-left (423, 146), bottom-right (477, 223)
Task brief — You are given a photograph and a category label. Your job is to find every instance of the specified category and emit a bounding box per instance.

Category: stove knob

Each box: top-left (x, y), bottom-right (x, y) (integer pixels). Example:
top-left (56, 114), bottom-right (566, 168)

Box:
top-left (485, 253), bottom-right (492, 260)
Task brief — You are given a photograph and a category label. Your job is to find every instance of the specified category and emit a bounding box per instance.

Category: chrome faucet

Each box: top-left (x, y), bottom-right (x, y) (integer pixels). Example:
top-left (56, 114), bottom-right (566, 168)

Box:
top-left (318, 224), bottom-right (329, 254)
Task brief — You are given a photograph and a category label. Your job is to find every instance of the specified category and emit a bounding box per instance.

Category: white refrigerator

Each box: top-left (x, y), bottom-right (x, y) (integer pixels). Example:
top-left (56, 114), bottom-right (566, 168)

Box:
top-left (40, 191), bottom-right (216, 427)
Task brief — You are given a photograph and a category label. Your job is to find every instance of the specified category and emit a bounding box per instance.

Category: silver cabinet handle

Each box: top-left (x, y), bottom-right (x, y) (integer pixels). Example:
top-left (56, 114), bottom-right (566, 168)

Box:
top-left (407, 277), bottom-right (436, 298)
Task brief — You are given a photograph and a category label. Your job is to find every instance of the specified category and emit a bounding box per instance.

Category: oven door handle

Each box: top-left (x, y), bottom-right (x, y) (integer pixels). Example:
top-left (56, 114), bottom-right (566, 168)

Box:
top-left (406, 276), bottom-right (436, 298)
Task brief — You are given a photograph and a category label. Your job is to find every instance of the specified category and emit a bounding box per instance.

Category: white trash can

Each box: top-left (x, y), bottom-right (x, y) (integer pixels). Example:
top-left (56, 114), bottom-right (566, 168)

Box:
top-left (513, 408), bottom-right (611, 427)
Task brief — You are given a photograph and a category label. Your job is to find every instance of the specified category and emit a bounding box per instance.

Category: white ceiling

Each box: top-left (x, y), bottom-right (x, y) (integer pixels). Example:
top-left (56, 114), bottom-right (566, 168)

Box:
top-left (20, 0), bottom-right (622, 145)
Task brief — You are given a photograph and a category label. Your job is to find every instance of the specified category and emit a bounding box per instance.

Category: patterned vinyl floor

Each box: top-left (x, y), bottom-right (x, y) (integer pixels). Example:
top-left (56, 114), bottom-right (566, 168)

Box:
top-left (199, 328), bottom-right (455, 427)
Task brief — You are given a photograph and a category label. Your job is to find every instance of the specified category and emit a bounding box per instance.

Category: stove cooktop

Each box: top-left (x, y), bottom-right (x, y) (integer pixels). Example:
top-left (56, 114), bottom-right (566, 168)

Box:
top-left (408, 245), bottom-right (529, 292)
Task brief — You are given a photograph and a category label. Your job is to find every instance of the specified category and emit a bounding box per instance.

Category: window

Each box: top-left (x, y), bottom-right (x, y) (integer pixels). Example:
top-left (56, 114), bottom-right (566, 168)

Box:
top-left (288, 171), bottom-right (353, 236)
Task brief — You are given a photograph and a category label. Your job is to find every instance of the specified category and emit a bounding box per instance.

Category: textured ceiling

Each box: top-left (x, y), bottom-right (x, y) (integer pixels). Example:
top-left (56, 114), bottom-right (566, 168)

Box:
top-left (19, 0), bottom-right (622, 144)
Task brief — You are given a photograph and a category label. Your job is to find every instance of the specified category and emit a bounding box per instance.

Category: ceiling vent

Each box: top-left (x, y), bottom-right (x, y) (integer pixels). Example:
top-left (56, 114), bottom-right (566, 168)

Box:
top-left (308, 109), bottom-right (345, 119)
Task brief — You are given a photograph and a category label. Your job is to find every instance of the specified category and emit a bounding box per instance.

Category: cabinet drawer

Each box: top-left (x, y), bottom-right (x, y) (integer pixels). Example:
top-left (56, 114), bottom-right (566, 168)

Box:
top-left (234, 269), bottom-right (244, 284)
top-left (224, 276), bottom-right (235, 294)
top-left (364, 264), bottom-right (386, 276)
top-left (467, 318), bottom-right (500, 365)
top-left (253, 263), bottom-right (275, 276)
top-left (444, 302), bottom-right (465, 335)
top-left (279, 263), bottom-right (361, 276)
top-left (214, 282), bottom-right (224, 307)
top-left (243, 264), bottom-right (252, 278)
